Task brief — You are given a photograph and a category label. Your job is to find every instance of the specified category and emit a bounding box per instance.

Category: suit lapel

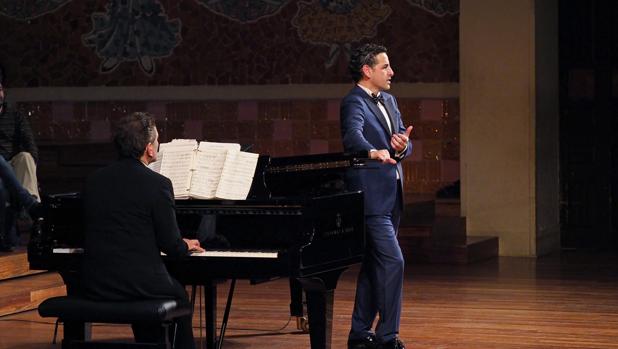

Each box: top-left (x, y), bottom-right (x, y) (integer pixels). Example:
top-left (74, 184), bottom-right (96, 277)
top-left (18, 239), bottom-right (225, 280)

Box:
top-left (383, 97), bottom-right (398, 135)
top-left (365, 99), bottom-right (391, 135)
top-left (352, 86), bottom-right (393, 136)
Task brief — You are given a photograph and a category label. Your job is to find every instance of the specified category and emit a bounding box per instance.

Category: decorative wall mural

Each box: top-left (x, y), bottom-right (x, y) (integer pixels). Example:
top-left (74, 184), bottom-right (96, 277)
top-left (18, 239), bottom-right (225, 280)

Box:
top-left (292, 0), bottom-right (391, 68)
top-left (82, 0), bottom-right (181, 76)
top-left (193, 0), bottom-right (291, 23)
top-left (406, 0), bottom-right (458, 17)
top-left (0, 0), bottom-right (72, 20)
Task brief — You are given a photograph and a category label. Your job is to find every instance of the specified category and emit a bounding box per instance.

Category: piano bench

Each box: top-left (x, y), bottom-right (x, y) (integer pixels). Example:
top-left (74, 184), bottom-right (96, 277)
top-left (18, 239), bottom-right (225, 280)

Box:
top-left (38, 296), bottom-right (192, 349)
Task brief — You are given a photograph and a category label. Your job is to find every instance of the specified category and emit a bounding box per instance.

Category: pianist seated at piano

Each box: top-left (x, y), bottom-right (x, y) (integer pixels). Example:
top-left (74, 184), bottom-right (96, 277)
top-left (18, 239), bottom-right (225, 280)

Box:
top-left (81, 112), bottom-right (203, 349)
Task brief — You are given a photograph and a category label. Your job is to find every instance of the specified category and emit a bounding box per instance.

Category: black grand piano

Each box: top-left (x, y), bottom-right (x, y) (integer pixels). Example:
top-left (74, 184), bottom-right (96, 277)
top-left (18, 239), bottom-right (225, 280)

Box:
top-left (28, 152), bottom-right (368, 349)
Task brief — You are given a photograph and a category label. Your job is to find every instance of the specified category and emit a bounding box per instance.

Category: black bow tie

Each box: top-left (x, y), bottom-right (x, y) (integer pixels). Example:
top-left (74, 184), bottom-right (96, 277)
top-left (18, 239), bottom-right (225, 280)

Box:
top-left (371, 93), bottom-right (384, 105)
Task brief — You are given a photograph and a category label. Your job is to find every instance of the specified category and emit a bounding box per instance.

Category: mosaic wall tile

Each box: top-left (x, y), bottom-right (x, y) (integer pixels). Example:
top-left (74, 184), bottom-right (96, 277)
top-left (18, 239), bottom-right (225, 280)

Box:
top-left (89, 120), bottom-right (112, 142)
top-left (420, 99), bottom-right (444, 121)
top-left (17, 102), bottom-right (53, 124)
top-left (422, 139), bottom-right (442, 161)
top-left (311, 121), bottom-right (330, 140)
top-left (17, 97), bottom-right (458, 194)
top-left (257, 120), bottom-right (274, 140)
top-left (443, 98), bottom-right (459, 120)
top-left (73, 102), bottom-right (88, 122)
top-left (328, 140), bottom-right (343, 153)
top-left (158, 120), bottom-right (185, 143)
top-left (441, 160), bottom-right (460, 183)
top-left (183, 120), bottom-right (204, 140)
top-left (409, 140), bottom-right (423, 162)
top-left (0, 1), bottom-right (458, 86)
top-left (273, 120), bottom-right (292, 141)
top-left (202, 102), bottom-right (238, 121)
top-left (398, 99), bottom-right (421, 127)
top-left (443, 120), bottom-right (459, 140)
top-left (327, 121), bottom-right (341, 140)
top-left (237, 121), bottom-right (257, 140)
top-left (442, 140), bottom-right (459, 161)
top-left (238, 101), bottom-right (259, 121)
top-left (51, 102), bottom-right (74, 122)
top-left (326, 100), bottom-right (340, 121)
top-left (310, 140), bottom-right (329, 154)
top-left (292, 120), bottom-right (311, 140)
top-left (203, 121), bottom-right (222, 142)
top-left (416, 121), bottom-right (443, 140)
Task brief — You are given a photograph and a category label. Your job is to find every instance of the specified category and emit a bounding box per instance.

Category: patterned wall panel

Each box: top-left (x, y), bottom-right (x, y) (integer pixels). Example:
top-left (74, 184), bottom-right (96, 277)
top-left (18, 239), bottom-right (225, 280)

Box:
top-left (19, 97), bottom-right (459, 194)
top-left (0, 0), bottom-right (459, 86)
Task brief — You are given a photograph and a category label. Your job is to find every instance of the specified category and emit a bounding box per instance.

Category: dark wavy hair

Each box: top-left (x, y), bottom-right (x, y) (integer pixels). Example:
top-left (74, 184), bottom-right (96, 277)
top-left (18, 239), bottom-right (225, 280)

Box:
top-left (0, 64), bottom-right (4, 85)
top-left (348, 43), bottom-right (388, 83)
top-left (113, 112), bottom-right (157, 159)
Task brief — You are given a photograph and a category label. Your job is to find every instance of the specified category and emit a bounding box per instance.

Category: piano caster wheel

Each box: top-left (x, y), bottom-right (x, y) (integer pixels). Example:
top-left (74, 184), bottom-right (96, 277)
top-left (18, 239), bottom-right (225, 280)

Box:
top-left (296, 316), bottom-right (310, 333)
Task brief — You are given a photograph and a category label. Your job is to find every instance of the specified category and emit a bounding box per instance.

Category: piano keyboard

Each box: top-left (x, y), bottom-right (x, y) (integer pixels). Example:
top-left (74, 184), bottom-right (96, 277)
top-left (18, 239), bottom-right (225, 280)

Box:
top-left (52, 248), bottom-right (278, 259)
top-left (190, 250), bottom-right (278, 259)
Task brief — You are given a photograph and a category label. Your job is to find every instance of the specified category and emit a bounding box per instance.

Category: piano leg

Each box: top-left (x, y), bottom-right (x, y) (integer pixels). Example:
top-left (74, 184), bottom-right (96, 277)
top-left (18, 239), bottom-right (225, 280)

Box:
top-left (305, 289), bottom-right (334, 349)
top-left (298, 269), bottom-right (345, 349)
top-left (203, 281), bottom-right (217, 349)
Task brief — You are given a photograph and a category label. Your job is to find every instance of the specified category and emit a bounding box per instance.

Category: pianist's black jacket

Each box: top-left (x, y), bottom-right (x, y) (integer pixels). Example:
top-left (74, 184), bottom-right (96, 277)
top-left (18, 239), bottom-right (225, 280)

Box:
top-left (81, 157), bottom-right (189, 301)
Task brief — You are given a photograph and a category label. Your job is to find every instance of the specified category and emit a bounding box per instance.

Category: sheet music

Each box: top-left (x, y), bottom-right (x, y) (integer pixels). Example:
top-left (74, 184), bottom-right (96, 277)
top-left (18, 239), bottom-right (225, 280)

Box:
top-left (156, 140), bottom-right (198, 199)
top-left (188, 142), bottom-right (242, 199)
top-left (215, 151), bottom-right (259, 200)
top-left (148, 157), bottom-right (162, 173)
top-left (160, 150), bottom-right (195, 199)
top-left (153, 139), bottom-right (257, 200)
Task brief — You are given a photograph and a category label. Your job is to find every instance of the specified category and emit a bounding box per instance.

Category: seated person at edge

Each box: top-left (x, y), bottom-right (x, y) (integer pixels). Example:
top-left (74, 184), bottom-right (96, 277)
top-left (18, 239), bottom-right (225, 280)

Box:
top-left (0, 64), bottom-right (43, 251)
top-left (82, 112), bottom-right (204, 348)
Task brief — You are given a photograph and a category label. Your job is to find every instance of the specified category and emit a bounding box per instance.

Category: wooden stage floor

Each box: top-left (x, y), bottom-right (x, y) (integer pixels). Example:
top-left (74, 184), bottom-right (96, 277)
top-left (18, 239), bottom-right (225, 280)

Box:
top-left (1, 251), bottom-right (618, 349)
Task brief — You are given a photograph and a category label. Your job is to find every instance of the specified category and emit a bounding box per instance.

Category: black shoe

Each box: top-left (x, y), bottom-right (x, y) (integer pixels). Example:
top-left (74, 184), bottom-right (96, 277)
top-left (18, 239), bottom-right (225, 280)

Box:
top-left (348, 334), bottom-right (379, 349)
top-left (380, 337), bottom-right (406, 349)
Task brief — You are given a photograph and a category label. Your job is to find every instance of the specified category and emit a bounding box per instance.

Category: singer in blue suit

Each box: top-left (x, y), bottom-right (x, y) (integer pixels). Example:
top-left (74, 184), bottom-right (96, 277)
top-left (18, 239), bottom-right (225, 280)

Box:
top-left (340, 43), bottom-right (413, 349)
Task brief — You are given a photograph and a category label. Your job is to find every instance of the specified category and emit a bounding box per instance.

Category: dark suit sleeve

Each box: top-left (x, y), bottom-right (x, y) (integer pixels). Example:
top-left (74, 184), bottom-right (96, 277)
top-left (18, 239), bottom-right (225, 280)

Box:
top-left (340, 97), bottom-right (376, 153)
top-left (152, 178), bottom-right (188, 258)
top-left (16, 113), bottom-right (38, 161)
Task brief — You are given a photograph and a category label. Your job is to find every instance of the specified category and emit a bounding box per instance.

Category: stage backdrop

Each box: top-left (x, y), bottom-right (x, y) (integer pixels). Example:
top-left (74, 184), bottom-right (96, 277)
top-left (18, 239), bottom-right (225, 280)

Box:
top-left (0, 0), bottom-right (459, 195)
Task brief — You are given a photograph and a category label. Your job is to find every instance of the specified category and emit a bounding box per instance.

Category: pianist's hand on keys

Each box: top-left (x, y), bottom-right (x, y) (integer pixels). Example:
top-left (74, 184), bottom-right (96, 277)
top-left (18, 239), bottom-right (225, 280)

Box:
top-left (183, 238), bottom-right (205, 253)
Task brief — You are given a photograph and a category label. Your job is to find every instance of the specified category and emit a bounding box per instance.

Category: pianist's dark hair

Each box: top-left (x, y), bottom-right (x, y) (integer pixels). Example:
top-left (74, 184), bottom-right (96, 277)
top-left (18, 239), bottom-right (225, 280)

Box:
top-left (113, 112), bottom-right (157, 159)
top-left (348, 43), bottom-right (387, 83)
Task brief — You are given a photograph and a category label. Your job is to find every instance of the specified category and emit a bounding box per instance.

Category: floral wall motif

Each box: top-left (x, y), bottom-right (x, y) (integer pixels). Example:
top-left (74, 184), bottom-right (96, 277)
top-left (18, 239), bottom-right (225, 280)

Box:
top-left (83, 0), bottom-right (182, 75)
top-left (406, 0), bottom-right (458, 17)
top-left (0, 0), bottom-right (458, 85)
top-left (292, 0), bottom-right (392, 67)
top-left (193, 0), bottom-right (291, 23)
top-left (0, 0), bottom-right (71, 20)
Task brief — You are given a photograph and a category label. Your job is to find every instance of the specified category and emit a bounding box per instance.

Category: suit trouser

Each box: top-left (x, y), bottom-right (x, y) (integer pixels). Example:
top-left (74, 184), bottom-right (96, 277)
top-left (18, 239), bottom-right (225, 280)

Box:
top-left (132, 312), bottom-right (195, 349)
top-left (350, 186), bottom-right (404, 343)
top-left (9, 152), bottom-right (40, 201)
top-left (131, 281), bottom-right (195, 349)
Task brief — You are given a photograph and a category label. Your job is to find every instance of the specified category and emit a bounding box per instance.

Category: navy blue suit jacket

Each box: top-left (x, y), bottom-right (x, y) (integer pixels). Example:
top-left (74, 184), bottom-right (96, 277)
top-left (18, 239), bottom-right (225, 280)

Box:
top-left (340, 85), bottom-right (412, 215)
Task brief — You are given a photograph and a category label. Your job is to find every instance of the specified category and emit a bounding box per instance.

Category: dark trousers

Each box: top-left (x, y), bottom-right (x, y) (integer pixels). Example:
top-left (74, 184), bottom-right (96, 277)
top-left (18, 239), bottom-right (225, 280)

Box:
top-left (0, 156), bottom-right (37, 248)
top-left (132, 312), bottom-right (195, 349)
top-left (349, 186), bottom-right (404, 343)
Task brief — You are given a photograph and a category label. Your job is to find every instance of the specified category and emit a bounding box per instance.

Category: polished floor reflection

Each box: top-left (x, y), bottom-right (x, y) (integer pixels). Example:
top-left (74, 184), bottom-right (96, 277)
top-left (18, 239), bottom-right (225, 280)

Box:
top-left (1, 251), bottom-right (618, 349)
